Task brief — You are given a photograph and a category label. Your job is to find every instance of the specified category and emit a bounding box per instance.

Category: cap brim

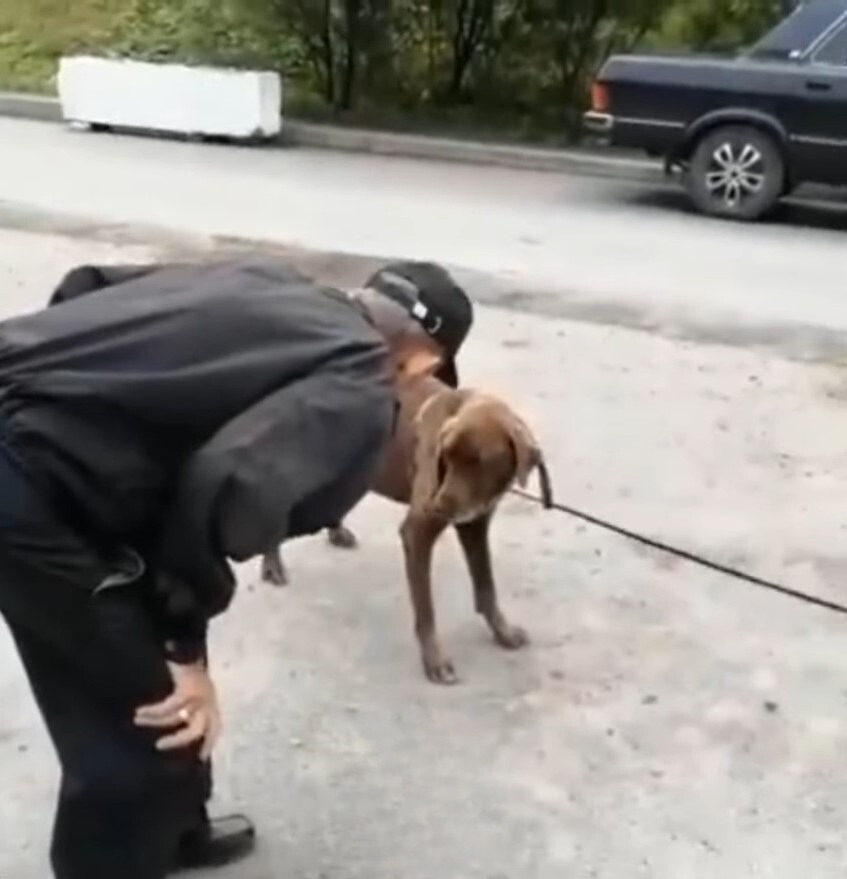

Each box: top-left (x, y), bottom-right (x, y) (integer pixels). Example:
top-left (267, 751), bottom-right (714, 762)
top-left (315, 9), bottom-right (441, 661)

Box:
top-left (435, 358), bottom-right (459, 389)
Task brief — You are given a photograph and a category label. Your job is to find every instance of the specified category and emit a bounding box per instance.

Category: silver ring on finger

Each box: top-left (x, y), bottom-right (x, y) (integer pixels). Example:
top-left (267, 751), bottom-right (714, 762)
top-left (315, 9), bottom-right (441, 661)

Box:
top-left (178, 708), bottom-right (191, 725)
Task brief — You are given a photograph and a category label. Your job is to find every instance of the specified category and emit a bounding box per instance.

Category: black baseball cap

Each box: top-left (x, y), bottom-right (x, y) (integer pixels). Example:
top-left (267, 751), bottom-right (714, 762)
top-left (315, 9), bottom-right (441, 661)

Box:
top-left (366, 260), bottom-right (473, 388)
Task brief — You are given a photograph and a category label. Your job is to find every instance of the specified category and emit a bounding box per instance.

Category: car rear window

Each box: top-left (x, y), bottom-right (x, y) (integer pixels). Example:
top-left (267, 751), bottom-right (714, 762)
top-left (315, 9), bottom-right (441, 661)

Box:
top-left (749, 1), bottom-right (847, 60)
top-left (814, 20), bottom-right (847, 62)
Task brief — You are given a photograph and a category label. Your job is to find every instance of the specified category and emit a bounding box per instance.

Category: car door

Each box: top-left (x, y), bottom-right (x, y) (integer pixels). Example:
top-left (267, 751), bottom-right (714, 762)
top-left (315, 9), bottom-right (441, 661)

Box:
top-left (787, 18), bottom-right (847, 185)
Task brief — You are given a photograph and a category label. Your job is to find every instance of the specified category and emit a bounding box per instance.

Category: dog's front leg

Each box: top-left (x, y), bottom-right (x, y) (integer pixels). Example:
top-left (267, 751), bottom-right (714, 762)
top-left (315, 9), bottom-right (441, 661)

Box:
top-left (456, 515), bottom-right (528, 651)
top-left (261, 547), bottom-right (289, 587)
top-left (399, 513), bottom-right (456, 684)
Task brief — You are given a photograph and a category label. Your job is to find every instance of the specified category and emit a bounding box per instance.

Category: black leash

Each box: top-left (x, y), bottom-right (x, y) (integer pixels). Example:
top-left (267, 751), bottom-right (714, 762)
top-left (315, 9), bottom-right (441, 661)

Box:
top-left (511, 488), bottom-right (847, 617)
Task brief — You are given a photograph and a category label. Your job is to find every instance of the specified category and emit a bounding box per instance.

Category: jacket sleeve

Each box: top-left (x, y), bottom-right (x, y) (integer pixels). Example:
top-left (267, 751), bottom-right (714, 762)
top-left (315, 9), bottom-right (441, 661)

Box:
top-left (151, 367), bottom-right (394, 637)
top-left (48, 264), bottom-right (164, 307)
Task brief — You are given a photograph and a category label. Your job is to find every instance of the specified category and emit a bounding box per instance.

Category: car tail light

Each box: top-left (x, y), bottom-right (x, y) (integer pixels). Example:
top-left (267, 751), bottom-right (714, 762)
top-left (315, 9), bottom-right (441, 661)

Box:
top-left (591, 81), bottom-right (610, 113)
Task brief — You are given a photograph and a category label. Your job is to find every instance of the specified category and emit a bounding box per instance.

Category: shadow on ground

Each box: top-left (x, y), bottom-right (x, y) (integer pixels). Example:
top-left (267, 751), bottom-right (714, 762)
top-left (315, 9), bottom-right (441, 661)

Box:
top-left (621, 185), bottom-right (847, 234)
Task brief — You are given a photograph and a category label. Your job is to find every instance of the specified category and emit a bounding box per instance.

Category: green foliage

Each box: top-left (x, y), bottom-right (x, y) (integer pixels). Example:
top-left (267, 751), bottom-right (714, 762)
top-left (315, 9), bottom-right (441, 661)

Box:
top-left (0, 0), bottom-right (122, 91)
top-left (0, 0), bottom-right (790, 138)
top-left (656, 0), bottom-right (788, 50)
top-left (105, 0), bottom-right (300, 70)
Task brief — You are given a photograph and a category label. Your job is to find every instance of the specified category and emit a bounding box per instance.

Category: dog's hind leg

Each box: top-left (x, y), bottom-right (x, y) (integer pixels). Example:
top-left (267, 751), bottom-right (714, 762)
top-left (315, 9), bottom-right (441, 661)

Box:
top-left (326, 520), bottom-right (358, 549)
top-left (261, 547), bottom-right (289, 587)
top-left (456, 515), bottom-right (528, 651)
top-left (400, 513), bottom-right (457, 684)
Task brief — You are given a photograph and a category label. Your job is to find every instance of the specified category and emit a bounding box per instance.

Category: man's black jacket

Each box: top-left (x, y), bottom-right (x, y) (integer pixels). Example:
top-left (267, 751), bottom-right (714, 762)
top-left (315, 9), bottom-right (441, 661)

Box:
top-left (0, 259), bottom-right (395, 660)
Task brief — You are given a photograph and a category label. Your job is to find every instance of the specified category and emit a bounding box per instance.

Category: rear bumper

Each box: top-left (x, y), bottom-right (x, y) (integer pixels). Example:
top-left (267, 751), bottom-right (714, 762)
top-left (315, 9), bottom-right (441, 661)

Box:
top-left (583, 111), bottom-right (686, 161)
top-left (583, 111), bottom-right (613, 140)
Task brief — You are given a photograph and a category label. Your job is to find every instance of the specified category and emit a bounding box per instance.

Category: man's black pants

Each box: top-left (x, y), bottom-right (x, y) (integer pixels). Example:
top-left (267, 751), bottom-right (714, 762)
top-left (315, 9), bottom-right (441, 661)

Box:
top-left (0, 440), bottom-right (207, 879)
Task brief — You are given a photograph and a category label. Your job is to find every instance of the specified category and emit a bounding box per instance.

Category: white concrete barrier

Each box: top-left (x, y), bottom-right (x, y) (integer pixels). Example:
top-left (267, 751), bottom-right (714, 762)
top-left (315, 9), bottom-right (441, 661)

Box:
top-left (57, 56), bottom-right (282, 140)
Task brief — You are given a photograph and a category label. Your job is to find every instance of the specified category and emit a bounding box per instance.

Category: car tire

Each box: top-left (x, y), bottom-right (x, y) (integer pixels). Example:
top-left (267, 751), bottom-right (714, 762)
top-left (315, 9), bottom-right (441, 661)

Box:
top-left (686, 125), bottom-right (784, 221)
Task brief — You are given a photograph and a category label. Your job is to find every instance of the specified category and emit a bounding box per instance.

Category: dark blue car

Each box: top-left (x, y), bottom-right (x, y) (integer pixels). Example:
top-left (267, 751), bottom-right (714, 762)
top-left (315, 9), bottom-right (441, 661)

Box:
top-left (585, 1), bottom-right (847, 220)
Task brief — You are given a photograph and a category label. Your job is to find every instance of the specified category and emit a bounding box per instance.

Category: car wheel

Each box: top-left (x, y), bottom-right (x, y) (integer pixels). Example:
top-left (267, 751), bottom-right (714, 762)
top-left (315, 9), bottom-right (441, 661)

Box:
top-left (686, 125), bottom-right (784, 221)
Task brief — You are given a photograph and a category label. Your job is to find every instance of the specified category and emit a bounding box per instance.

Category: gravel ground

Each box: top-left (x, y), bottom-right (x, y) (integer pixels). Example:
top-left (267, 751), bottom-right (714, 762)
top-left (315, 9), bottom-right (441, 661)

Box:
top-left (1, 229), bottom-right (846, 879)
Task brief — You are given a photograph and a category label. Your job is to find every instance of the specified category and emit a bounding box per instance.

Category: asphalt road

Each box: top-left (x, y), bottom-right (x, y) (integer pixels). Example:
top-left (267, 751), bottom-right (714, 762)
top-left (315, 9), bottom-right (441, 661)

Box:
top-left (2, 116), bottom-right (847, 361)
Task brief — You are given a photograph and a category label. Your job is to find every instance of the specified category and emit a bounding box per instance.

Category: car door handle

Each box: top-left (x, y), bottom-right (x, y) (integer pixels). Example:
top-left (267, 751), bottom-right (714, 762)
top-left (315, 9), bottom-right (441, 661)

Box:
top-left (806, 80), bottom-right (832, 92)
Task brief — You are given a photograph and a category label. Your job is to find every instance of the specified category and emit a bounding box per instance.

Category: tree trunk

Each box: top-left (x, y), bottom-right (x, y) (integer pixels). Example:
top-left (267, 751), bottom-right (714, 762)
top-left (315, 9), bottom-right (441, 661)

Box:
top-left (559, 1), bottom-right (607, 107)
top-left (322, 0), bottom-right (336, 105)
top-left (447, 0), bottom-right (491, 100)
top-left (340, 0), bottom-right (362, 109)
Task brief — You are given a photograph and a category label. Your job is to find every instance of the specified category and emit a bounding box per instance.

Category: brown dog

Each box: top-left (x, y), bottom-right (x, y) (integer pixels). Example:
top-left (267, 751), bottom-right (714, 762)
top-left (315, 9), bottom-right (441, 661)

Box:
top-left (262, 377), bottom-right (552, 684)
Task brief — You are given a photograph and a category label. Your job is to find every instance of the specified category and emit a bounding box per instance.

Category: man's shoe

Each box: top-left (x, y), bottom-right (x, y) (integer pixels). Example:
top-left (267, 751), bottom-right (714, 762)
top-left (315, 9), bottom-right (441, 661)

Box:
top-left (174, 813), bottom-right (257, 871)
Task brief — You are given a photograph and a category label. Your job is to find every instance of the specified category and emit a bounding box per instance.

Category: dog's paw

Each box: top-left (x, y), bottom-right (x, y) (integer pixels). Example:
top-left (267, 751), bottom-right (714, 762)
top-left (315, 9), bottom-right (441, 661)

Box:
top-left (261, 554), bottom-right (289, 587)
top-left (327, 525), bottom-right (358, 550)
top-left (494, 623), bottom-right (530, 651)
top-left (422, 652), bottom-right (460, 686)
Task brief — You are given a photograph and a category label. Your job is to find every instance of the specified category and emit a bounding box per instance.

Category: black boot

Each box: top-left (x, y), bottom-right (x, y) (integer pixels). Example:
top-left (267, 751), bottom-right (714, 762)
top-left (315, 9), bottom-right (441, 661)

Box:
top-left (173, 808), bottom-right (256, 872)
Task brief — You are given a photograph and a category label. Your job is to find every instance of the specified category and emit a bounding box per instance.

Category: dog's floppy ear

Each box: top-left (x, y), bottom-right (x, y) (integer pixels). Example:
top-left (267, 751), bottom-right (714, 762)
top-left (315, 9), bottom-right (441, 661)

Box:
top-left (410, 389), bottom-right (468, 513)
top-left (504, 411), bottom-right (554, 510)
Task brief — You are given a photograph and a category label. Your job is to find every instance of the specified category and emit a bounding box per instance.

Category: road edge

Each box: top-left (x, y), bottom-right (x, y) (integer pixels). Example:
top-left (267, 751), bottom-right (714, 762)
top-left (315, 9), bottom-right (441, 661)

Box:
top-left (0, 90), bottom-right (661, 182)
top-left (1, 198), bottom-right (844, 367)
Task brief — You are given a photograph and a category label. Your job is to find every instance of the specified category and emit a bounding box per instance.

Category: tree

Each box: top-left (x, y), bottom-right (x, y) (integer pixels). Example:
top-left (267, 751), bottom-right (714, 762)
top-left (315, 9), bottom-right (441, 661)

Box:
top-left (42, 0), bottom-right (791, 141)
top-left (446, 0), bottom-right (496, 99)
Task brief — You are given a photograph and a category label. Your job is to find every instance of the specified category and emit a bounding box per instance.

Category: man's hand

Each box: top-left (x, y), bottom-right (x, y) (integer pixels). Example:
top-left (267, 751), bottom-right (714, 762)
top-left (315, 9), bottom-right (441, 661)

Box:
top-left (135, 661), bottom-right (221, 760)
